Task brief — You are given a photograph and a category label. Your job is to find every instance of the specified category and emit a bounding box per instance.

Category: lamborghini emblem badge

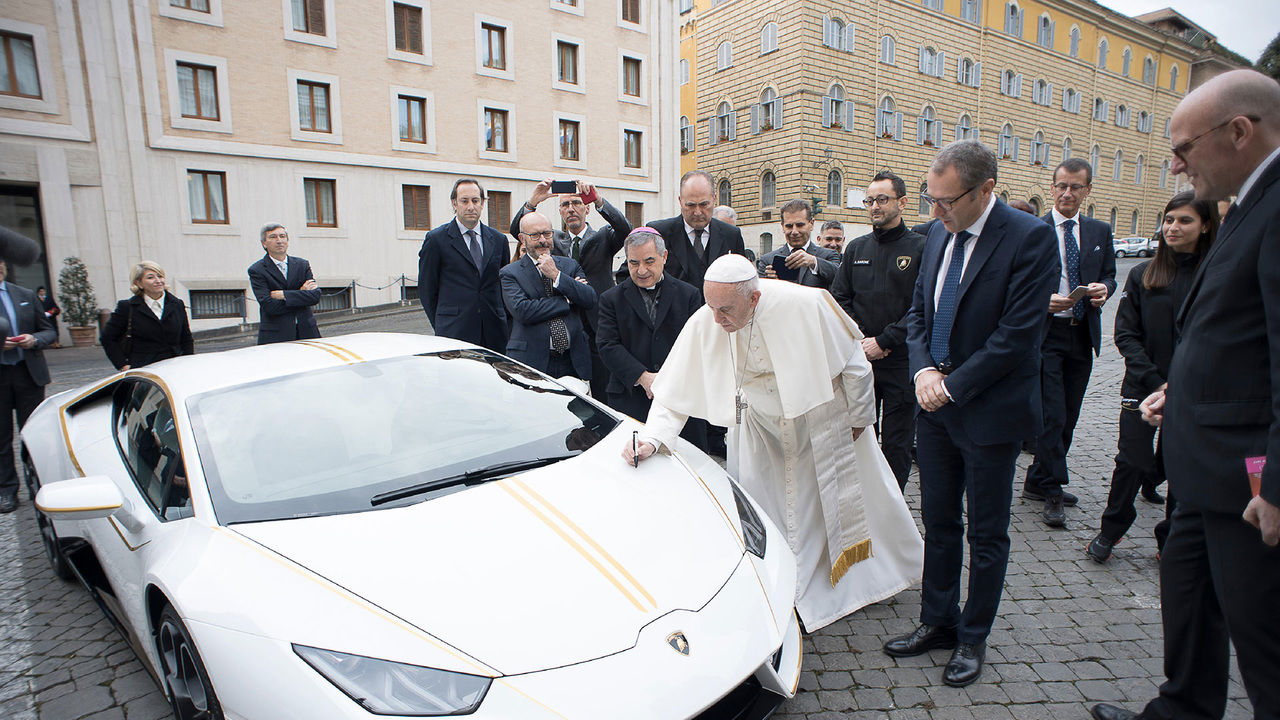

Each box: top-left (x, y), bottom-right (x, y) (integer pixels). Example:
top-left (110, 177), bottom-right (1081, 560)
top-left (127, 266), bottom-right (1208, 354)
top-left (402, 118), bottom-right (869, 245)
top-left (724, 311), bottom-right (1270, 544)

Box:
top-left (667, 632), bottom-right (690, 656)
top-left (896, 256), bottom-right (912, 271)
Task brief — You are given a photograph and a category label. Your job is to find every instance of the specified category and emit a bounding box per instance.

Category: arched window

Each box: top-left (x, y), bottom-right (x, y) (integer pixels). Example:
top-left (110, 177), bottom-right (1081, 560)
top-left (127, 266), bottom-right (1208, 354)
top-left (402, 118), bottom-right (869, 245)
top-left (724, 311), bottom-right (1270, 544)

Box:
top-left (1063, 87), bottom-right (1080, 113)
top-left (1143, 55), bottom-right (1156, 84)
top-left (877, 96), bottom-right (899, 139)
top-left (1122, 47), bottom-right (1132, 76)
top-left (955, 113), bottom-right (974, 141)
top-left (755, 87), bottom-right (780, 132)
top-left (679, 59), bottom-right (689, 85)
top-left (880, 35), bottom-right (895, 64)
top-left (917, 105), bottom-right (938, 145)
top-left (957, 56), bottom-right (979, 86)
top-left (759, 232), bottom-right (773, 254)
top-left (1031, 130), bottom-right (1047, 165)
top-left (920, 46), bottom-right (942, 76)
top-left (761, 22), bottom-right (778, 54)
top-left (1087, 204), bottom-right (1095, 218)
top-left (919, 182), bottom-right (930, 215)
top-left (1029, 197), bottom-right (1041, 214)
top-left (824, 83), bottom-right (850, 129)
top-left (824, 17), bottom-right (844, 49)
top-left (716, 41), bottom-right (733, 70)
top-left (1090, 144), bottom-right (1100, 173)
top-left (1116, 104), bottom-right (1129, 128)
top-left (1004, 2), bottom-right (1022, 35)
top-left (1109, 207), bottom-right (1117, 229)
top-left (1135, 155), bottom-right (1144, 185)
top-left (1113, 149), bottom-right (1123, 181)
top-left (714, 101), bottom-right (735, 143)
top-left (761, 171), bottom-right (776, 208)
top-left (998, 123), bottom-right (1016, 159)
top-left (1062, 136), bottom-right (1072, 160)
top-left (1169, 64), bottom-right (1179, 91)
top-left (679, 115), bottom-right (693, 153)
top-left (1130, 210), bottom-right (1139, 234)
top-left (827, 170), bottom-right (842, 207)
top-left (1160, 159), bottom-right (1170, 188)
top-left (1097, 38), bottom-right (1108, 68)
top-left (1036, 14), bottom-right (1053, 48)
top-left (1069, 26), bottom-right (1080, 57)
top-left (717, 178), bottom-right (731, 207)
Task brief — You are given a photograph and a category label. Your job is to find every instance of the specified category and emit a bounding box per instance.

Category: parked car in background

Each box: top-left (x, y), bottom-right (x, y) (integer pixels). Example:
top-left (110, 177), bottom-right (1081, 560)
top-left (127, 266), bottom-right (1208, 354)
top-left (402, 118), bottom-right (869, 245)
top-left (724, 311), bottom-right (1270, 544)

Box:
top-left (1114, 236), bottom-right (1154, 258)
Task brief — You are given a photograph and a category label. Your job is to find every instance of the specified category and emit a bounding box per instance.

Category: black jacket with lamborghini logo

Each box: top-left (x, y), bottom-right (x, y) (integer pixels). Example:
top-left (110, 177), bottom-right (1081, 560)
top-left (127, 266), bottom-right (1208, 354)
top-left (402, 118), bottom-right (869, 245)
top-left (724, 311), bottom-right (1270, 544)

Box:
top-left (831, 223), bottom-right (926, 364)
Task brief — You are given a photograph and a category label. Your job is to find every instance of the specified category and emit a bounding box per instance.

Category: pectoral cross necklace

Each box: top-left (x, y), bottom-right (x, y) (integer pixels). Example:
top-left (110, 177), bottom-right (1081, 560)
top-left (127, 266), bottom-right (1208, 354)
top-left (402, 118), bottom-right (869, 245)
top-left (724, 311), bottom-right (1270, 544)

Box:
top-left (729, 315), bottom-right (757, 425)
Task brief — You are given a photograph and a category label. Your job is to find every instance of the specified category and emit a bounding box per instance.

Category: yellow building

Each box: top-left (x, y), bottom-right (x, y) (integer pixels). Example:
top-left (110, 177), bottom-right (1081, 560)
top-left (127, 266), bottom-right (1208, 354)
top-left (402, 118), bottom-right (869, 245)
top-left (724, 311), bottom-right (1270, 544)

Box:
top-left (680, 0), bottom-right (1201, 253)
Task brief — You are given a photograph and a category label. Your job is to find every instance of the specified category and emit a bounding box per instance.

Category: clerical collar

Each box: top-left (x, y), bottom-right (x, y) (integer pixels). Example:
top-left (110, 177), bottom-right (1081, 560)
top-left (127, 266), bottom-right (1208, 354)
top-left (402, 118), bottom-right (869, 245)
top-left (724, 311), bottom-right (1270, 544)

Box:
top-left (640, 276), bottom-right (663, 292)
top-left (872, 223), bottom-right (907, 243)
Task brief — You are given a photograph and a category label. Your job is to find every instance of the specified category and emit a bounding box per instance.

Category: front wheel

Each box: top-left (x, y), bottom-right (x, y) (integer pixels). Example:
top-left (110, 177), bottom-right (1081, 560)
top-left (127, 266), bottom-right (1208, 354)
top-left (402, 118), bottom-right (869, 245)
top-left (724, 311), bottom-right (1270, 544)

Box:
top-left (1114, 250), bottom-right (1125, 258)
top-left (23, 452), bottom-right (73, 581)
top-left (156, 605), bottom-right (224, 720)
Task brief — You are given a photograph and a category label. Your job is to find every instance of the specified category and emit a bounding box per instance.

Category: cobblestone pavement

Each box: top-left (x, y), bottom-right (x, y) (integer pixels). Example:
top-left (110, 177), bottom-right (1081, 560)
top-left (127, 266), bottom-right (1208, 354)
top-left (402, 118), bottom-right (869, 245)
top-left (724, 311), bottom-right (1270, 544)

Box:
top-left (0, 265), bottom-right (1253, 719)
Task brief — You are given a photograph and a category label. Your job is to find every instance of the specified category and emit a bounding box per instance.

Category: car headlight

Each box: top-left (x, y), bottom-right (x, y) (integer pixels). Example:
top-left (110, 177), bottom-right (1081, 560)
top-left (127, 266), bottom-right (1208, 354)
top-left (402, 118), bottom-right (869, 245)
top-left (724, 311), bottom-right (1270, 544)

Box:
top-left (293, 644), bottom-right (491, 716)
top-left (729, 481), bottom-right (767, 559)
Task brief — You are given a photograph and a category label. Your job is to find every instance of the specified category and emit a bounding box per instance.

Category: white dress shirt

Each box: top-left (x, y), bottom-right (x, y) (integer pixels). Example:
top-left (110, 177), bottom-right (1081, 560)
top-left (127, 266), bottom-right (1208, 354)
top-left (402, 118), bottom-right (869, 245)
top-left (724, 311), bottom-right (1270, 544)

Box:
top-left (931, 193), bottom-right (998, 310)
top-left (145, 293), bottom-right (165, 319)
top-left (683, 221), bottom-right (708, 254)
top-left (1050, 207), bottom-right (1084, 317)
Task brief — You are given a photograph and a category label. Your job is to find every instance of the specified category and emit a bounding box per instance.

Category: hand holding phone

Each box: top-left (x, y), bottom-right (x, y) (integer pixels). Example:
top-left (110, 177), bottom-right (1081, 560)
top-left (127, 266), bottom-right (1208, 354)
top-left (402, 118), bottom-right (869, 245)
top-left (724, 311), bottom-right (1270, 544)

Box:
top-left (550, 180), bottom-right (577, 194)
top-left (1066, 285), bottom-right (1090, 302)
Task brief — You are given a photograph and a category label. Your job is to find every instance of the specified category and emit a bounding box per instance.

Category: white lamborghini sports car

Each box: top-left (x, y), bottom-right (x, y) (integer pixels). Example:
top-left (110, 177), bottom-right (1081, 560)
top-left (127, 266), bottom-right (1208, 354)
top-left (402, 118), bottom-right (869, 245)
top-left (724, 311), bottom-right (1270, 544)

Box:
top-left (23, 333), bottom-right (801, 720)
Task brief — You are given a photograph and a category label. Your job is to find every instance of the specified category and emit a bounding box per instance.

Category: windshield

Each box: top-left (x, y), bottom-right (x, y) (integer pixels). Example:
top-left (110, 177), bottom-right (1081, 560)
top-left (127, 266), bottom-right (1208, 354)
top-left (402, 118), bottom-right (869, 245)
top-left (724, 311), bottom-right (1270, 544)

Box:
top-left (187, 350), bottom-right (620, 523)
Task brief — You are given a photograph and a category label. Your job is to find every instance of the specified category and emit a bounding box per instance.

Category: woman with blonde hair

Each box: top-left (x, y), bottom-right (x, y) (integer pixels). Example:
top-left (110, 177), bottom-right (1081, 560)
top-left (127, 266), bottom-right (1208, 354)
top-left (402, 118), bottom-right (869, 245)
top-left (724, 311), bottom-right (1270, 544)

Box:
top-left (100, 261), bottom-right (194, 370)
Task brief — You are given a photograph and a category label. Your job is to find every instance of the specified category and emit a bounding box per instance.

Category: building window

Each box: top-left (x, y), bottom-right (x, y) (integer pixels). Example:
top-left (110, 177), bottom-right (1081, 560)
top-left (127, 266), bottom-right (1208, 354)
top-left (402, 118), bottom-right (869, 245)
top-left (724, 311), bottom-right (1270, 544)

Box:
top-left (876, 96), bottom-right (901, 140)
top-left (1164, 118), bottom-right (1171, 138)
top-left (680, 115), bottom-right (694, 153)
top-left (484, 107), bottom-right (508, 151)
top-left (957, 56), bottom-right (980, 87)
top-left (1032, 78), bottom-right (1052, 105)
top-left (1115, 104), bottom-right (1130, 128)
top-left (0, 32), bottom-right (40, 98)
top-left (1130, 210), bottom-right (1139, 235)
top-left (1036, 15), bottom-right (1053, 48)
top-left (711, 101), bottom-right (735, 144)
top-left (827, 170), bottom-right (842, 207)
top-left (393, 3), bottom-right (423, 53)
top-left (559, 119), bottom-right (580, 161)
top-left (304, 178), bottom-right (336, 227)
top-left (1029, 197), bottom-right (1041, 214)
top-left (761, 22), bottom-right (778, 54)
top-left (918, 182), bottom-right (930, 215)
top-left (1097, 38), bottom-right (1108, 68)
top-left (487, 191), bottom-right (511, 230)
top-left (481, 23), bottom-right (506, 70)
top-left (1069, 26), bottom-right (1080, 57)
top-left (297, 80), bottom-right (331, 132)
top-left (1062, 87), bottom-right (1081, 113)
top-left (1137, 110), bottom-right (1151, 133)
top-left (1093, 98), bottom-right (1108, 121)
top-left (998, 124), bottom-right (1018, 159)
top-left (717, 179), bottom-right (731, 207)
top-left (1091, 144), bottom-right (1100, 173)
top-left (291, 0), bottom-right (326, 35)
top-left (1030, 131), bottom-right (1048, 165)
top-left (1113, 150), bottom-right (1123, 181)
top-left (916, 105), bottom-right (938, 146)
top-left (919, 46), bottom-right (944, 77)
top-left (1160, 159), bottom-right (1169, 188)
top-left (623, 129), bottom-right (642, 168)
top-left (624, 201), bottom-right (643, 229)
top-left (716, 41), bottom-right (732, 70)
top-left (955, 113), bottom-right (974, 141)
top-left (398, 94), bottom-right (426, 142)
top-left (680, 58), bottom-right (689, 85)
top-left (1004, 2), bottom-right (1023, 36)
top-left (1108, 208), bottom-right (1117, 228)
top-left (622, 56), bottom-right (641, 97)
top-left (823, 83), bottom-right (853, 130)
top-left (761, 171), bottom-right (776, 208)
top-left (190, 290), bottom-right (243, 319)
top-left (1143, 56), bottom-right (1156, 85)
top-left (1169, 65), bottom-right (1179, 92)
top-left (402, 185), bottom-right (431, 231)
top-left (172, 0), bottom-right (210, 10)
top-left (1001, 69), bottom-right (1022, 97)
top-left (187, 170), bottom-right (227, 224)
top-left (823, 17), bottom-right (853, 51)
top-left (315, 286), bottom-right (352, 313)
top-left (177, 62), bottom-right (218, 119)
top-left (1062, 137), bottom-right (1072, 160)
top-left (922, 0), bottom-right (943, 9)
top-left (557, 41), bottom-right (579, 84)
top-left (960, 0), bottom-right (979, 23)
top-left (1122, 47), bottom-right (1132, 76)
top-left (752, 87), bottom-right (780, 133)
top-left (621, 0), bottom-right (640, 24)
top-left (1135, 155), bottom-right (1144, 185)
top-left (879, 35), bottom-right (895, 64)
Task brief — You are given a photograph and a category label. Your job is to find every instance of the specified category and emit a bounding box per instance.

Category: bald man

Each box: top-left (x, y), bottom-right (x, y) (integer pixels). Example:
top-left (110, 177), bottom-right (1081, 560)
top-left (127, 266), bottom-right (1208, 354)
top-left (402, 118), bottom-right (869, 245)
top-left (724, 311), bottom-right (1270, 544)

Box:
top-left (1092, 69), bottom-right (1280, 720)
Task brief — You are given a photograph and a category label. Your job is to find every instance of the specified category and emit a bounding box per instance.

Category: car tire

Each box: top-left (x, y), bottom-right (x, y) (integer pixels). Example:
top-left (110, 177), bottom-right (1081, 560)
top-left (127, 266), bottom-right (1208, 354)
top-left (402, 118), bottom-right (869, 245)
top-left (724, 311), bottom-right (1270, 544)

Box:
top-left (156, 605), bottom-right (225, 720)
top-left (1141, 249), bottom-right (1153, 257)
top-left (1115, 250), bottom-right (1125, 258)
top-left (22, 452), bottom-right (74, 581)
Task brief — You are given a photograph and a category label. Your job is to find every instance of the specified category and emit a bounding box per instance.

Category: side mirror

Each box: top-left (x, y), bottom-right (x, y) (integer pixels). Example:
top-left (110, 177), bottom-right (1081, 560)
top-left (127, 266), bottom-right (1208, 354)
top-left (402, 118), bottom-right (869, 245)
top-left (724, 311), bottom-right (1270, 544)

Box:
top-left (557, 376), bottom-right (590, 397)
top-left (36, 476), bottom-right (124, 520)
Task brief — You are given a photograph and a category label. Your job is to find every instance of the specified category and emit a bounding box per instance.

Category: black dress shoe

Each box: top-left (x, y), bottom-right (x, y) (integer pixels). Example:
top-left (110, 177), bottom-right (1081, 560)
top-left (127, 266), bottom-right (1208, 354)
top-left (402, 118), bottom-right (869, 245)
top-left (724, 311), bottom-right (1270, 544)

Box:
top-left (1022, 486), bottom-right (1078, 506)
top-left (1140, 485), bottom-right (1165, 504)
top-left (1090, 703), bottom-right (1139, 720)
top-left (942, 642), bottom-right (985, 687)
top-left (0, 493), bottom-right (17, 514)
top-left (883, 624), bottom-right (958, 657)
top-left (1042, 495), bottom-right (1066, 527)
top-left (1085, 533), bottom-right (1114, 563)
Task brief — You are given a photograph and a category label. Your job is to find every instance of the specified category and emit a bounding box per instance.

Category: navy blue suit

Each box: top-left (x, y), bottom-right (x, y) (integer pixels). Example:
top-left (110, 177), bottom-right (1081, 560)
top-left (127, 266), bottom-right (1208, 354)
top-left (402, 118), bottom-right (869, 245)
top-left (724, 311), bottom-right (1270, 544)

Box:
top-left (905, 198), bottom-right (1059, 643)
top-left (247, 254), bottom-right (321, 344)
top-left (418, 221), bottom-right (510, 352)
top-left (500, 254), bottom-right (596, 379)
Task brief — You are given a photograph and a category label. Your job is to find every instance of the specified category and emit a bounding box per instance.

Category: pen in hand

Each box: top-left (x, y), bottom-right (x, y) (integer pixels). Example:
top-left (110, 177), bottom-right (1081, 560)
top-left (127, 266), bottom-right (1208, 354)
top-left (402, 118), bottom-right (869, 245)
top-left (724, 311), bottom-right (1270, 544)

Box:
top-left (632, 430), bottom-right (639, 469)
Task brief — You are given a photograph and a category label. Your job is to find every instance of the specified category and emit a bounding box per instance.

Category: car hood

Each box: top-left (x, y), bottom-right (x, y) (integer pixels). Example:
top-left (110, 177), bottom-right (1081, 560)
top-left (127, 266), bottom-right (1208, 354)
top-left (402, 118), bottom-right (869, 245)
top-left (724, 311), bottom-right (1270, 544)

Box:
top-left (231, 447), bottom-right (748, 675)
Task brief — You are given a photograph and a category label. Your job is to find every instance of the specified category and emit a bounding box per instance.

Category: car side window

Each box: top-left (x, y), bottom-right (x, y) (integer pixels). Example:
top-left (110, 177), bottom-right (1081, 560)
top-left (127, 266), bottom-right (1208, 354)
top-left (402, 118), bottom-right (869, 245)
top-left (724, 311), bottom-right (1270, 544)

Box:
top-left (113, 381), bottom-right (192, 521)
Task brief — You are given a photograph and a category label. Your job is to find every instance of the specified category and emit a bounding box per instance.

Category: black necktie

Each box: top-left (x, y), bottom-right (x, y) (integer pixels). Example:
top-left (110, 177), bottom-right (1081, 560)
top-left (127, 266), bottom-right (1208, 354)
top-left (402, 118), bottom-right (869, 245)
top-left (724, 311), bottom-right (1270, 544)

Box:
top-left (1062, 219), bottom-right (1084, 321)
top-left (542, 272), bottom-right (570, 353)
top-left (466, 230), bottom-right (484, 271)
top-left (571, 236), bottom-right (582, 261)
top-left (693, 228), bottom-right (706, 265)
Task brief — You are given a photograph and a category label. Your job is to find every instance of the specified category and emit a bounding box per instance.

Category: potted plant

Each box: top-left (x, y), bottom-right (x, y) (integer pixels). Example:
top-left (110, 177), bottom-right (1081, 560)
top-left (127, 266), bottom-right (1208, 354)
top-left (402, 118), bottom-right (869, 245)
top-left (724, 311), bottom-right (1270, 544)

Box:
top-left (57, 257), bottom-right (99, 347)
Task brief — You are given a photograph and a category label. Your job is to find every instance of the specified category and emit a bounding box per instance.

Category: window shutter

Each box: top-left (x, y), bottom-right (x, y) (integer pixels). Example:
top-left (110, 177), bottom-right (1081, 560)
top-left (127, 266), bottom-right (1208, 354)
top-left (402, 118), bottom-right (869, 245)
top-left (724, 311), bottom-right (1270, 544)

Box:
top-left (1062, 89), bottom-right (1069, 111)
top-left (750, 104), bottom-right (760, 134)
top-left (408, 11), bottom-right (422, 53)
top-left (1012, 136), bottom-right (1020, 160)
top-left (957, 60), bottom-right (965, 83)
top-left (876, 108), bottom-right (885, 136)
top-left (1046, 83), bottom-right (1053, 106)
top-left (394, 7), bottom-right (407, 49)
top-left (822, 97), bottom-right (832, 127)
top-left (307, 0), bottom-right (325, 34)
top-left (895, 112), bottom-right (903, 140)
top-left (955, 123), bottom-right (962, 141)
top-left (917, 117), bottom-right (926, 144)
top-left (773, 98), bottom-right (782, 129)
top-left (1018, 8), bottom-right (1024, 36)
top-left (708, 119), bottom-right (717, 146)
top-left (919, 46), bottom-right (927, 73)
top-left (845, 100), bottom-right (855, 132)
top-left (1017, 74), bottom-right (1025, 98)
top-left (933, 118), bottom-right (942, 146)
top-left (843, 23), bottom-right (855, 51)
top-left (936, 51), bottom-right (945, 77)
top-left (973, 62), bottom-right (981, 86)
top-left (1050, 20), bottom-right (1056, 45)
top-left (727, 110), bottom-right (737, 140)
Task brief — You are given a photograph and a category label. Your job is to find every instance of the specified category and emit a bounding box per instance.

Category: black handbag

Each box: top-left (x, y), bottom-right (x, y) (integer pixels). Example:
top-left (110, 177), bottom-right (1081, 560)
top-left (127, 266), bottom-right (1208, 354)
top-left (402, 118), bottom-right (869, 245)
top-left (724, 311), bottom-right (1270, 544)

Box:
top-left (120, 304), bottom-right (134, 366)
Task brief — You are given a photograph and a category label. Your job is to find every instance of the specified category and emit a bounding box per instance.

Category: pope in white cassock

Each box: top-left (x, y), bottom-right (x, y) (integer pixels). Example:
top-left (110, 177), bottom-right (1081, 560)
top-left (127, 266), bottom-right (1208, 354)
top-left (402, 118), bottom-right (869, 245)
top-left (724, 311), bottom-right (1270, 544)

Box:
top-left (623, 254), bottom-right (923, 631)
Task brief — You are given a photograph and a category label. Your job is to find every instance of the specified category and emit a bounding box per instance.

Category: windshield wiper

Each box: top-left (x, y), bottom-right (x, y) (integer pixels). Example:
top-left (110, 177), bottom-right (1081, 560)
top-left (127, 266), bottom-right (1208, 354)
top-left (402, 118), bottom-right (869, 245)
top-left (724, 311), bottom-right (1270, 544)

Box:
top-left (370, 455), bottom-right (576, 507)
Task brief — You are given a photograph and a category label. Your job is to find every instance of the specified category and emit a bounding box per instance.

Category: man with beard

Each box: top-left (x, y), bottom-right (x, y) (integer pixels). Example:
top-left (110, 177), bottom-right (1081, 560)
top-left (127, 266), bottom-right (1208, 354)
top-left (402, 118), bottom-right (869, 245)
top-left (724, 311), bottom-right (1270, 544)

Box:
top-left (831, 172), bottom-right (926, 490)
top-left (756, 199), bottom-right (840, 289)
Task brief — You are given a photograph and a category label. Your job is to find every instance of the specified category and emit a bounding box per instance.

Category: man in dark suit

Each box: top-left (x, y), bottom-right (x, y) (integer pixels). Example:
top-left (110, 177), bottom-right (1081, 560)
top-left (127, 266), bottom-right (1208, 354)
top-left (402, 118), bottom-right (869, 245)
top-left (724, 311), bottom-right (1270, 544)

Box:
top-left (646, 170), bottom-right (746, 295)
top-left (832, 172), bottom-right (927, 489)
top-left (1092, 69), bottom-right (1280, 720)
top-left (0, 259), bottom-right (57, 513)
top-left (247, 223), bottom-right (321, 345)
top-left (886, 140), bottom-right (1059, 688)
top-left (511, 180), bottom-right (631, 397)
top-left (755, 199), bottom-right (839, 289)
top-left (419, 178), bottom-right (510, 352)
top-left (596, 228), bottom-right (706, 450)
top-left (500, 211), bottom-right (596, 379)
top-left (1024, 158), bottom-right (1117, 527)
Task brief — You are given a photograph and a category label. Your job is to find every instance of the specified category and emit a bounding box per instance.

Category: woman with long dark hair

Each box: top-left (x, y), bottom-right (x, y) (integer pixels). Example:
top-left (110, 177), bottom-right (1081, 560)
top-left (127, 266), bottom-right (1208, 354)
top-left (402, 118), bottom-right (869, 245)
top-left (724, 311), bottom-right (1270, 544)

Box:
top-left (1086, 191), bottom-right (1219, 563)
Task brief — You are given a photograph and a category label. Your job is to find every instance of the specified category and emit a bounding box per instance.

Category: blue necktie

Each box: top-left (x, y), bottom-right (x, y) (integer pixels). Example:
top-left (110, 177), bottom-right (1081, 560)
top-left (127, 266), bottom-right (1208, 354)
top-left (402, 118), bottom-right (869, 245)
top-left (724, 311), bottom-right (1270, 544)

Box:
top-left (1063, 219), bottom-right (1084, 321)
top-left (930, 231), bottom-right (972, 367)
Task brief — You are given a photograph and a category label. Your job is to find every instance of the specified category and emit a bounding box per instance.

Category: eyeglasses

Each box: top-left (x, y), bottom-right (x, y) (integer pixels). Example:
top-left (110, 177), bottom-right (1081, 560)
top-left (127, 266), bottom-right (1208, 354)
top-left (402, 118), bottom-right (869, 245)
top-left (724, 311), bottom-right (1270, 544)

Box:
top-left (861, 194), bottom-right (902, 207)
top-left (522, 230), bottom-right (555, 240)
top-left (1051, 182), bottom-right (1089, 193)
top-left (559, 199), bottom-right (585, 207)
top-left (921, 185), bottom-right (978, 212)
top-left (1171, 115), bottom-right (1261, 162)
